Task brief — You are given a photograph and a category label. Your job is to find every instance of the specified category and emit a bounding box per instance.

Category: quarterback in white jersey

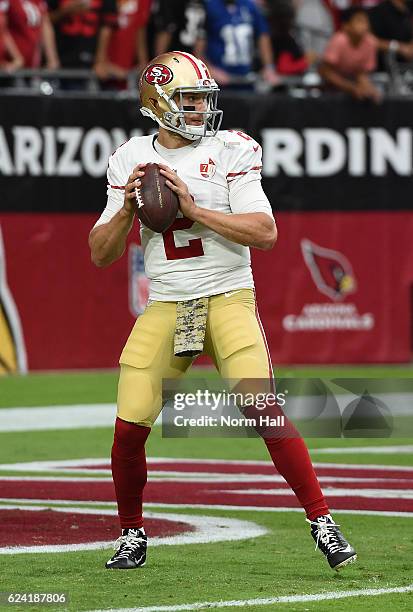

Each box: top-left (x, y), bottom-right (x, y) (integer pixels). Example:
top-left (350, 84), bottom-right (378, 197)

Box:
top-left (89, 51), bottom-right (356, 573)
top-left (95, 129), bottom-right (274, 301)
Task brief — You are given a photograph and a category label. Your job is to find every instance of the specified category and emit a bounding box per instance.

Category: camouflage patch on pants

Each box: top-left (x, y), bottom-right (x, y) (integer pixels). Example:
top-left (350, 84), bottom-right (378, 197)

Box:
top-left (174, 297), bottom-right (208, 357)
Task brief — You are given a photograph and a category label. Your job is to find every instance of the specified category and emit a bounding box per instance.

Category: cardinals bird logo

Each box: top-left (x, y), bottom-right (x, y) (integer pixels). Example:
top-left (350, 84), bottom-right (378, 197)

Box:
top-left (301, 239), bottom-right (356, 301)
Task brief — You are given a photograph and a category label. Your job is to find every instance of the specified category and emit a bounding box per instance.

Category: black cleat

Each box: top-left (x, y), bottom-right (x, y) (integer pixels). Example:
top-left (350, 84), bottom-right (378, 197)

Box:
top-left (105, 528), bottom-right (147, 569)
top-left (307, 515), bottom-right (357, 571)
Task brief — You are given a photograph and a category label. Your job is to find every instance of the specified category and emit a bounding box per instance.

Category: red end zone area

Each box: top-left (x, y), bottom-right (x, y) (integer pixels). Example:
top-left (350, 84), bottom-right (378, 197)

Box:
top-left (0, 509), bottom-right (191, 547)
top-left (0, 458), bottom-right (412, 552)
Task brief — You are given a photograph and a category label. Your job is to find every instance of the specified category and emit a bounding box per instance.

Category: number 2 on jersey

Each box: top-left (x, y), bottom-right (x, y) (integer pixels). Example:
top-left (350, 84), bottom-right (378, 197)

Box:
top-left (162, 218), bottom-right (204, 260)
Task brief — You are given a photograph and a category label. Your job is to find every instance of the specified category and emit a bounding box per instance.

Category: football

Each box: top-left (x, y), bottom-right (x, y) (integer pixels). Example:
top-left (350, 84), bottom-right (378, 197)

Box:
top-left (135, 162), bottom-right (179, 233)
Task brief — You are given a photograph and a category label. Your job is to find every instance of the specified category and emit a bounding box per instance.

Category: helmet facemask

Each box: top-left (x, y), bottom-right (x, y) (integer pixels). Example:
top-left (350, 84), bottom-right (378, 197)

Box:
top-left (163, 86), bottom-right (223, 140)
top-left (141, 83), bottom-right (223, 141)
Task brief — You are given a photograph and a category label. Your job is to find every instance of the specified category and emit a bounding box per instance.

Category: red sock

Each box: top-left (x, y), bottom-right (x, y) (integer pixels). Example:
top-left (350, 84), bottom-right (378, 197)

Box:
top-left (242, 400), bottom-right (329, 520)
top-left (264, 434), bottom-right (329, 520)
top-left (111, 417), bottom-right (151, 530)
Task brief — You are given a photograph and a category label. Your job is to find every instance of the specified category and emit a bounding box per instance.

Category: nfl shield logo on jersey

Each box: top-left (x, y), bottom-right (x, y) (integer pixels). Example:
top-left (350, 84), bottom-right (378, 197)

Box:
top-left (200, 158), bottom-right (216, 179)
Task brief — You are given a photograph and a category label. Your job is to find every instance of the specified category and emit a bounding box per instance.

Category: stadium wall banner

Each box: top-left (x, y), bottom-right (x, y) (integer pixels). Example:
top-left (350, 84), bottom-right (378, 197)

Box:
top-left (1, 93), bottom-right (412, 368)
top-left (0, 211), bottom-right (411, 370)
top-left (2, 94), bottom-right (413, 212)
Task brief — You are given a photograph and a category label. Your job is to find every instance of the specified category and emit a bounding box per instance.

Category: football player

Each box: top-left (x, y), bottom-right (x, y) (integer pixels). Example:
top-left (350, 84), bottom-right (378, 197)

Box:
top-left (89, 51), bottom-right (357, 571)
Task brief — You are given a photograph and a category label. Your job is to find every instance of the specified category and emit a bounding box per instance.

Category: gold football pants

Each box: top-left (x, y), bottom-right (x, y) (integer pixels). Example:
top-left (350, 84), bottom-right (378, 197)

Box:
top-left (117, 289), bottom-right (273, 426)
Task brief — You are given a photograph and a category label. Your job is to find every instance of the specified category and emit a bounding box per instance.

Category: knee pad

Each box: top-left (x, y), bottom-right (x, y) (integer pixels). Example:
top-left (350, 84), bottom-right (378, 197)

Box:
top-left (117, 365), bottom-right (161, 427)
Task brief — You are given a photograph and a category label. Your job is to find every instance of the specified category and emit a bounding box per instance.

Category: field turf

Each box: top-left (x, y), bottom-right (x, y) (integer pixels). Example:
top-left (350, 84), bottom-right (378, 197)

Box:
top-left (0, 366), bottom-right (412, 612)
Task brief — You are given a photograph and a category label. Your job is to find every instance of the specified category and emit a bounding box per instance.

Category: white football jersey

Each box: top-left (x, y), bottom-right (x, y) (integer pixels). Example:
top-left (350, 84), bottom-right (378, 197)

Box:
top-left (96, 130), bottom-right (273, 301)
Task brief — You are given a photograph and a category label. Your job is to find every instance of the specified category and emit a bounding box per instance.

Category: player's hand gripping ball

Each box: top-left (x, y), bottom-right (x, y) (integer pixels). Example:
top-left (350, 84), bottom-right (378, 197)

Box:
top-left (135, 162), bottom-right (179, 232)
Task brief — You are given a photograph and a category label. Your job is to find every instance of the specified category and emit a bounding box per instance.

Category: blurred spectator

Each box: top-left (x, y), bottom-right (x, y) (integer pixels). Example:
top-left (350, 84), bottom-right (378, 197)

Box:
top-left (107, 0), bottom-right (152, 81)
top-left (194, 0), bottom-right (279, 88)
top-left (8, 0), bottom-right (59, 69)
top-left (47, 0), bottom-right (117, 79)
top-left (319, 6), bottom-right (380, 100)
top-left (295, 0), bottom-right (335, 56)
top-left (144, 0), bottom-right (158, 58)
top-left (314, 1), bottom-right (383, 29)
top-left (0, 1), bottom-right (24, 72)
top-left (268, 0), bottom-right (312, 75)
top-left (368, 0), bottom-right (413, 65)
top-left (153, 0), bottom-right (205, 56)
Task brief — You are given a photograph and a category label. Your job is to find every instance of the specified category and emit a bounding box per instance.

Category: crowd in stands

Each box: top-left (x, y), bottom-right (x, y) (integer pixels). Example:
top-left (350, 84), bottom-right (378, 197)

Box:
top-left (1, 0), bottom-right (413, 97)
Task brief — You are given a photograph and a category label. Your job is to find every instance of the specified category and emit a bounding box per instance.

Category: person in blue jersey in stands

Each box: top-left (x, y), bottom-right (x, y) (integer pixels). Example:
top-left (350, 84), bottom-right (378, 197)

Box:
top-left (194, 0), bottom-right (279, 88)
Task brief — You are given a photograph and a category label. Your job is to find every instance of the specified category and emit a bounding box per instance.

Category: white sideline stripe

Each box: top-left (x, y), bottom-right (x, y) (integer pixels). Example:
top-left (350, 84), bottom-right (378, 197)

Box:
top-left (222, 488), bottom-right (413, 500)
top-left (87, 472), bottom-right (413, 484)
top-left (0, 476), bottom-right (113, 482)
top-left (315, 462), bottom-right (413, 472)
top-left (150, 458), bottom-right (413, 470)
top-left (1, 499), bottom-right (413, 518)
top-left (0, 506), bottom-right (267, 555)
top-left (312, 445), bottom-right (413, 454)
top-left (0, 393), bottom-right (411, 431)
top-left (0, 457), bottom-right (412, 472)
top-left (88, 584), bottom-right (413, 611)
top-left (0, 404), bottom-right (117, 432)
top-left (143, 504), bottom-right (413, 518)
top-left (1, 476), bottom-right (412, 499)
top-left (0, 473), bottom-right (410, 484)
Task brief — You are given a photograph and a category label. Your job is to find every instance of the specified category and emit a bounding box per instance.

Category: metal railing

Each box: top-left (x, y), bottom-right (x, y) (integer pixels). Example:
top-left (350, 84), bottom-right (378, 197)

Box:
top-left (0, 62), bottom-right (410, 98)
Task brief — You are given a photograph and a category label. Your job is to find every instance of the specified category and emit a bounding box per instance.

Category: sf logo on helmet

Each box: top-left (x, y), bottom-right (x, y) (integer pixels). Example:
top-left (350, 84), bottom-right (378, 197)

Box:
top-left (144, 64), bottom-right (173, 85)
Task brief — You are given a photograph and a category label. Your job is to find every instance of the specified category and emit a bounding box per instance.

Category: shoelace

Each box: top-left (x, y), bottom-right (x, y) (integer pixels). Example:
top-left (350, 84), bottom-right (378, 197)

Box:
top-left (306, 518), bottom-right (345, 554)
top-left (112, 533), bottom-right (146, 561)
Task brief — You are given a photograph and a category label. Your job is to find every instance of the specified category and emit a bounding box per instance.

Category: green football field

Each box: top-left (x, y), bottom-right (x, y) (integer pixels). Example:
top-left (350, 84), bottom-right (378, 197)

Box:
top-left (0, 366), bottom-right (412, 612)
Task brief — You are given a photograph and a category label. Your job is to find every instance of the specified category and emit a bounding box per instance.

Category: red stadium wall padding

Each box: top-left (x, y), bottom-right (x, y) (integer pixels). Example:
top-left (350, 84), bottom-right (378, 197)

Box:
top-left (0, 211), bottom-right (412, 370)
top-left (252, 211), bottom-right (413, 364)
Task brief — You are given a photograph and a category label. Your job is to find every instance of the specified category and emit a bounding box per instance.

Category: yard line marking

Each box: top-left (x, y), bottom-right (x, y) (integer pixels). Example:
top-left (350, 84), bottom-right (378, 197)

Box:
top-left (0, 473), bottom-right (410, 484)
top-left (0, 457), bottom-right (412, 472)
top-left (155, 474), bottom-right (407, 484)
top-left (312, 445), bottom-right (413, 454)
top-left (315, 462), bottom-right (413, 472)
top-left (87, 584), bottom-right (413, 611)
top-left (0, 507), bottom-right (267, 554)
top-left (222, 488), bottom-right (413, 500)
top-left (1, 499), bottom-right (413, 518)
top-left (0, 476), bottom-right (113, 482)
top-left (1, 478), bottom-right (412, 498)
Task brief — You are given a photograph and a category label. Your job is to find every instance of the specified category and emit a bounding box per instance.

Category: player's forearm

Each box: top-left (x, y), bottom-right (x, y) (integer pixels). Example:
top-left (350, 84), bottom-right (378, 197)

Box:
top-left (89, 208), bottom-right (135, 267)
top-left (193, 208), bottom-right (277, 251)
